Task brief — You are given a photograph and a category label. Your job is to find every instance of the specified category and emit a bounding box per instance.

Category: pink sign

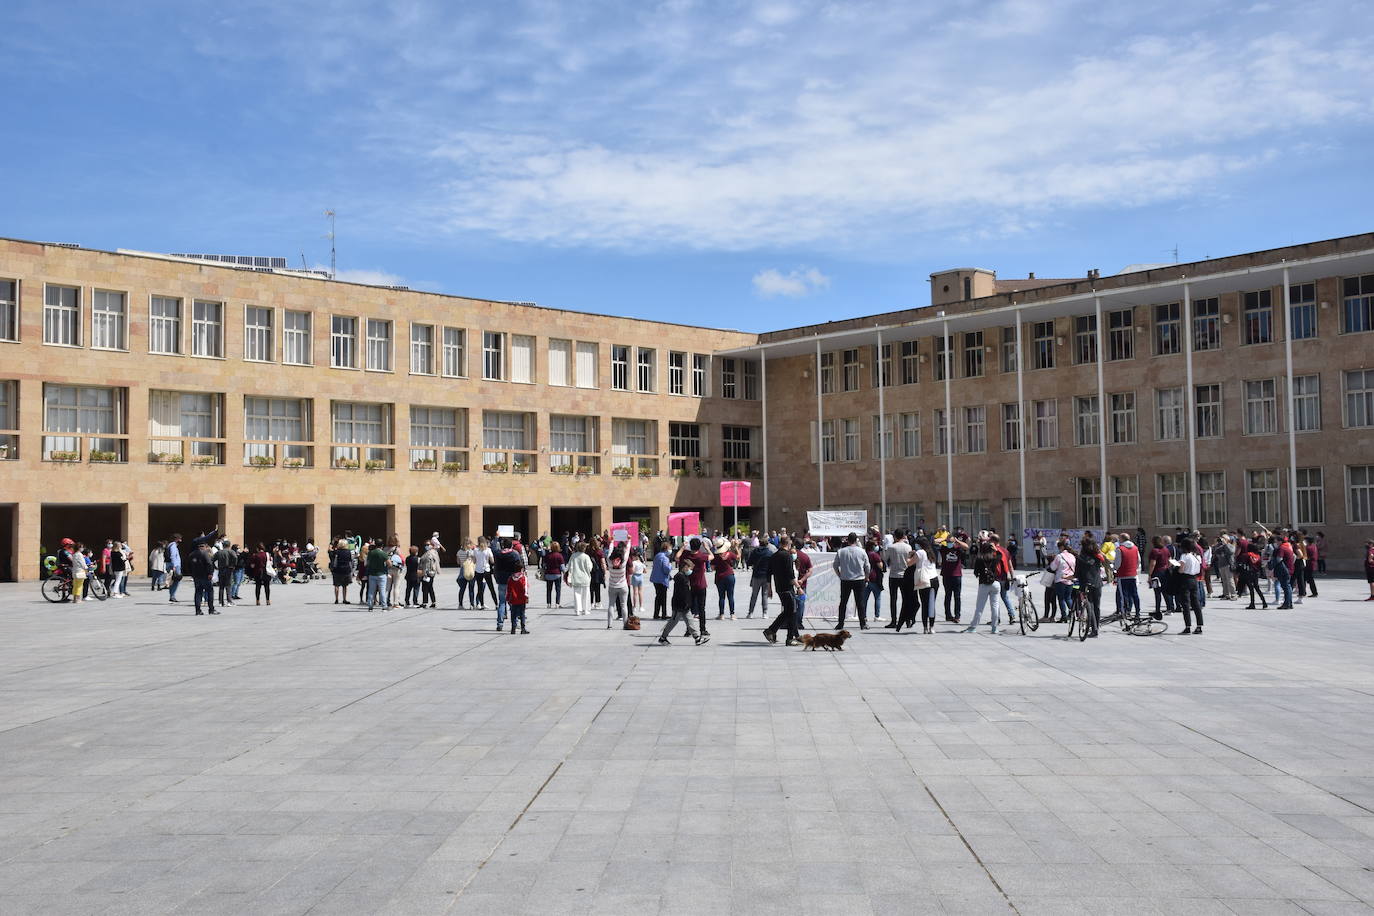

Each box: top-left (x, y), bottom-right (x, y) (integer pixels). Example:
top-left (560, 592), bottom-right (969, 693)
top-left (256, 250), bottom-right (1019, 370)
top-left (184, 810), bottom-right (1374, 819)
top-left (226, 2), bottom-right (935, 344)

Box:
top-left (609, 521), bottom-right (638, 545)
top-left (719, 480), bottom-right (752, 507)
top-left (667, 511), bottom-right (701, 537)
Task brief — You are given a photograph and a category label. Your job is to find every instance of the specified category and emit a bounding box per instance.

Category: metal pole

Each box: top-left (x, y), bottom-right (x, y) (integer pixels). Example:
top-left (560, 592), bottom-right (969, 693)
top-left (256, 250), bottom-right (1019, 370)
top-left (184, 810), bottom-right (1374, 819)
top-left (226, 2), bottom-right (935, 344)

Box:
top-left (815, 336), bottom-right (825, 510)
top-left (1183, 282), bottom-right (1199, 531)
top-left (1015, 314), bottom-right (1027, 564)
top-left (1282, 266), bottom-right (1298, 525)
top-left (760, 351), bottom-right (769, 533)
top-left (876, 329), bottom-right (887, 531)
top-left (1095, 296), bottom-right (1108, 533)
top-left (943, 319), bottom-right (953, 527)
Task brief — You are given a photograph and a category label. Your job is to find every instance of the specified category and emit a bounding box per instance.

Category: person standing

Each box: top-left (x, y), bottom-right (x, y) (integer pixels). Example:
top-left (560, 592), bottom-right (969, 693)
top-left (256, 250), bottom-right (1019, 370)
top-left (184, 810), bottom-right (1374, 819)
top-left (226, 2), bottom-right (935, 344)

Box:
top-left (1302, 536), bottom-right (1320, 597)
top-left (386, 538), bottom-right (405, 609)
top-left (1076, 534), bottom-right (1106, 638)
top-left (713, 538), bottom-right (738, 620)
top-left (1147, 535), bottom-right (1173, 618)
top-left (1271, 534), bottom-right (1295, 610)
top-left (108, 540), bottom-right (128, 599)
top-left (1364, 539), bottom-right (1374, 601)
top-left (745, 537), bottom-right (775, 619)
top-left (1237, 540), bottom-right (1267, 609)
top-left (188, 538), bottom-right (217, 615)
top-left (365, 541), bottom-right (388, 611)
top-left (148, 541), bottom-right (165, 591)
top-left (650, 540), bottom-right (673, 619)
top-left (989, 533), bottom-right (1016, 624)
top-left (605, 546), bottom-right (630, 625)
top-left (565, 542), bottom-right (593, 615)
top-left (761, 537), bottom-right (801, 646)
top-left (1211, 534), bottom-right (1235, 600)
top-left (658, 555), bottom-right (709, 646)
top-left (1113, 532), bottom-right (1142, 621)
top-left (473, 537), bottom-right (495, 609)
top-left (1049, 539), bottom-right (1077, 623)
top-left (939, 531), bottom-right (969, 623)
top-left (1174, 536), bottom-right (1204, 634)
top-left (329, 539), bottom-right (354, 604)
top-left (961, 542), bottom-right (1002, 635)
top-left (864, 536), bottom-right (885, 624)
top-left (166, 534), bottom-right (183, 603)
top-left (214, 540), bottom-right (236, 606)
top-left (541, 542), bottom-right (565, 608)
top-left (832, 532), bottom-right (871, 630)
top-left (678, 537), bottom-right (712, 637)
top-left (883, 531), bottom-right (911, 628)
top-left (248, 542), bottom-right (272, 606)
top-left (493, 538), bottom-right (523, 630)
top-left (403, 545), bottom-right (421, 607)
top-left (506, 566), bottom-right (530, 634)
top-left (419, 540), bottom-right (440, 608)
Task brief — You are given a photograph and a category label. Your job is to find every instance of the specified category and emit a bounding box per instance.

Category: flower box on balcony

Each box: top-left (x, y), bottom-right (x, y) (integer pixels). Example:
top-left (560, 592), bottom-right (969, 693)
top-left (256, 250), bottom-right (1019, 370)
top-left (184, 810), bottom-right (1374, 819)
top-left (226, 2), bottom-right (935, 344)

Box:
top-left (483, 462), bottom-right (509, 473)
top-left (251, 455), bottom-right (275, 467)
top-left (364, 459), bottom-right (386, 470)
top-left (611, 466), bottom-right (633, 478)
top-left (413, 459), bottom-right (436, 470)
top-left (575, 465), bottom-right (593, 476)
top-left (441, 461), bottom-right (464, 473)
top-left (637, 467), bottom-right (653, 478)
top-left (283, 457), bottom-right (306, 468)
top-left (192, 456), bottom-right (216, 466)
top-left (551, 464), bottom-right (574, 475)
top-left (671, 468), bottom-right (688, 478)
top-left (335, 458), bottom-right (360, 469)
top-left (512, 461), bottom-right (531, 474)
top-left (90, 450), bottom-right (118, 463)
top-left (153, 452), bottom-right (184, 465)
top-left (49, 451), bottom-right (80, 462)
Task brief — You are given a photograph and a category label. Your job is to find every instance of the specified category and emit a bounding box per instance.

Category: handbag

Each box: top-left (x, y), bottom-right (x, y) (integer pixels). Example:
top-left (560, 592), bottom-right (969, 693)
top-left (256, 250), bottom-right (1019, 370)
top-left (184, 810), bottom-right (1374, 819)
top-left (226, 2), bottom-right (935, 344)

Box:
top-left (1037, 568), bottom-right (1056, 588)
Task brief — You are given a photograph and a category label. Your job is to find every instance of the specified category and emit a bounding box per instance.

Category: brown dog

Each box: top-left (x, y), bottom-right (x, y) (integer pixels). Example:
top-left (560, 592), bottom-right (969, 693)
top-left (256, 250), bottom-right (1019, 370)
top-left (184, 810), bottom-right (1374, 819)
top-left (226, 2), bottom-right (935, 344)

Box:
top-left (800, 630), bottom-right (851, 651)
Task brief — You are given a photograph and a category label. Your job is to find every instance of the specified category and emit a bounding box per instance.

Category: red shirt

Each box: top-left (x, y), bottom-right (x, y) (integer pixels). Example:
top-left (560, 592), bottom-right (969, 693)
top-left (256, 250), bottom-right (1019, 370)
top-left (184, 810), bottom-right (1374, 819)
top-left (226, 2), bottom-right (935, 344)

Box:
top-left (689, 550), bottom-right (710, 590)
top-left (506, 574), bottom-right (527, 605)
top-left (1148, 547), bottom-right (1172, 576)
top-left (713, 551), bottom-right (736, 583)
top-left (1116, 543), bottom-right (1140, 577)
top-left (1277, 541), bottom-right (1295, 575)
top-left (795, 550), bottom-right (813, 588)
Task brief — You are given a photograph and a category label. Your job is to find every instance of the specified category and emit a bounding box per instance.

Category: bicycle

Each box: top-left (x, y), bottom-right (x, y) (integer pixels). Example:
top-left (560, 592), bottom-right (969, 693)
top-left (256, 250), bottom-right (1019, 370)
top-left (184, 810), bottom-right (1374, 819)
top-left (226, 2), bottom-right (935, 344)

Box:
top-left (1012, 577), bottom-right (1039, 635)
top-left (1065, 582), bottom-right (1089, 642)
top-left (40, 572), bottom-right (107, 603)
top-left (1118, 599), bottom-right (1168, 636)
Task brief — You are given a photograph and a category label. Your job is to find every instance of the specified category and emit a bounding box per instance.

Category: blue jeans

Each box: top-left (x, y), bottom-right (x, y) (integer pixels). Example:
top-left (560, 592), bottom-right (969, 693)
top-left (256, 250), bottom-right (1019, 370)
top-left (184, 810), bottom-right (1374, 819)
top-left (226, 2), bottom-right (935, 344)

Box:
top-left (716, 575), bottom-right (736, 614)
top-left (231, 568), bottom-right (245, 599)
top-left (168, 569), bottom-right (182, 599)
top-left (1054, 582), bottom-right (1074, 618)
top-left (865, 581), bottom-right (884, 618)
top-left (496, 581), bottom-right (509, 625)
top-left (367, 574), bottom-right (386, 607)
top-left (1118, 576), bottom-right (1140, 617)
top-left (998, 581), bottom-right (1014, 618)
top-left (1274, 565), bottom-right (1293, 605)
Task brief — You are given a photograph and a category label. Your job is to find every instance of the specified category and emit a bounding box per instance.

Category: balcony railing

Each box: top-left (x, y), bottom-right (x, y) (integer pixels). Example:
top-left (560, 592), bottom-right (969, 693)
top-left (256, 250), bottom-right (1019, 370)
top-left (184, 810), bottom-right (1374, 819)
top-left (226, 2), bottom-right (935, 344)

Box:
top-left (149, 437), bottom-right (226, 466)
top-left (409, 448), bottom-right (469, 472)
top-left (721, 459), bottom-right (763, 479)
top-left (482, 449), bottom-right (538, 473)
top-left (332, 445), bottom-right (394, 470)
top-left (670, 459), bottom-right (711, 479)
top-left (548, 452), bottom-right (599, 475)
top-left (244, 441), bottom-right (314, 468)
top-left (610, 455), bottom-right (658, 478)
top-left (42, 435), bottom-right (128, 463)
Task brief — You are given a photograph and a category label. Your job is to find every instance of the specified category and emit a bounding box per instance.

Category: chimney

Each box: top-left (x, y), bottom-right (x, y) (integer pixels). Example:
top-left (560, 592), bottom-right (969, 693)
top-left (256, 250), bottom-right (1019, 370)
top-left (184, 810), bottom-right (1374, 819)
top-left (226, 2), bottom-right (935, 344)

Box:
top-left (1028, 272), bottom-right (1035, 280)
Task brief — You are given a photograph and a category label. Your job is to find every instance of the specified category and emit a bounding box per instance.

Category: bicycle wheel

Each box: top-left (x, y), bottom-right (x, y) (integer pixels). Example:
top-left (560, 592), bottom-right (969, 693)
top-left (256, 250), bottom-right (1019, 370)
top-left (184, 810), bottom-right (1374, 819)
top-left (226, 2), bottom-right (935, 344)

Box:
top-left (1128, 618), bottom-right (1168, 636)
top-left (41, 577), bottom-right (70, 603)
top-left (86, 578), bottom-right (109, 601)
top-left (1019, 593), bottom-right (1039, 633)
top-left (1077, 602), bottom-right (1090, 642)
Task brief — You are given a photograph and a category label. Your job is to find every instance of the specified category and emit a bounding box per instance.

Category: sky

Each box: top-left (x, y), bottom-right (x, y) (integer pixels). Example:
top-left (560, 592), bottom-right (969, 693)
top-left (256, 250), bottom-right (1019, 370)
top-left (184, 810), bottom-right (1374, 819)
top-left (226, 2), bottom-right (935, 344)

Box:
top-left (2, 0), bottom-right (1372, 332)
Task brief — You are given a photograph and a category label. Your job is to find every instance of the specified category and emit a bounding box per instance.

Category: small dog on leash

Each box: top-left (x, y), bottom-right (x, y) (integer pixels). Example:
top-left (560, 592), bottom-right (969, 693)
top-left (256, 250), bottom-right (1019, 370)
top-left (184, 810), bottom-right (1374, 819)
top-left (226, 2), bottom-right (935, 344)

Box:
top-left (800, 630), bottom-right (851, 651)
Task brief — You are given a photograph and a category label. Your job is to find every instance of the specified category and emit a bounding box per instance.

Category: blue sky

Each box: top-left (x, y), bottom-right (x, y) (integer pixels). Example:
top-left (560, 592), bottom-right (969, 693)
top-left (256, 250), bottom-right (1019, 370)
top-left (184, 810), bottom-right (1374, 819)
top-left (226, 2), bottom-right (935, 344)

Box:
top-left (2, 0), bottom-right (1372, 332)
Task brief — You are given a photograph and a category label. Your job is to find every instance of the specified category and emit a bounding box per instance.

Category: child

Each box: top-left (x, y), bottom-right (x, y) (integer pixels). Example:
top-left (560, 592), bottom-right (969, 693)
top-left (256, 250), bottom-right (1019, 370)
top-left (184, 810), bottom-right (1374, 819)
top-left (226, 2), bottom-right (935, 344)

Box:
top-left (658, 557), bottom-right (709, 646)
top-left (507, 566), bottom-right (529, 634)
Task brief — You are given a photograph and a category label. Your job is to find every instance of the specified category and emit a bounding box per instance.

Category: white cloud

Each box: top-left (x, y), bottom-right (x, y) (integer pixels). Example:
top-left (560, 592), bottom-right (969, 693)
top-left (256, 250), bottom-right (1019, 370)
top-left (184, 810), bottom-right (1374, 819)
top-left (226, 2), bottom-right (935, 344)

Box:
top-left (752, 266), bottom-right (831, 298)
top-left (317, 265), bottom-right (409, 287)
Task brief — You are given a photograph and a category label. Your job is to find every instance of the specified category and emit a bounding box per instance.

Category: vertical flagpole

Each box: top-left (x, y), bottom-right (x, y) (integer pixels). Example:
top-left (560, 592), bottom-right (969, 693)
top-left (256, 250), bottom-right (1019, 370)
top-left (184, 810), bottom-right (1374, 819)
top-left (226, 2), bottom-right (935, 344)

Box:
top-left (815, 336), bottom-right (825, 510)
top-left (1183, 282), bottom-right (1199, 531)
top-left (1095, 296), bottom-right (1108, 534)
top-left (876, 329), bottom-right (887, 531)
top-left (1015, 314), bottom-right (1027, 564)
top-left (943, 319), bottom-right (953, 527)
top-left (1282, 266), bottom-right (1298, 525)
top-left (760, 350), bottom-right (769, 533)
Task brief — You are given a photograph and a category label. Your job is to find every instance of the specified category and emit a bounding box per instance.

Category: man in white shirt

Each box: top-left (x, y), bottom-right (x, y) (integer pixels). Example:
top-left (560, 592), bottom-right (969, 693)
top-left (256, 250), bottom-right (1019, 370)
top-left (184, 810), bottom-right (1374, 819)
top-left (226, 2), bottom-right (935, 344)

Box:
top-left (832, 532), bottom-right (872, 630)
top-left (882, 531), bottom-right (911, 628)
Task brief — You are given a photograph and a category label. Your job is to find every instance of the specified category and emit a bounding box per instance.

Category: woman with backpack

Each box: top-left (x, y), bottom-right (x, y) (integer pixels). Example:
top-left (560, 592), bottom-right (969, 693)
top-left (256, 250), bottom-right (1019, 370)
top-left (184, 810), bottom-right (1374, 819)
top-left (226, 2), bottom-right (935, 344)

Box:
top-left (1076, 534), bottom-right (1106, 638)
top-left (541, 541), bottom-right (565, 608)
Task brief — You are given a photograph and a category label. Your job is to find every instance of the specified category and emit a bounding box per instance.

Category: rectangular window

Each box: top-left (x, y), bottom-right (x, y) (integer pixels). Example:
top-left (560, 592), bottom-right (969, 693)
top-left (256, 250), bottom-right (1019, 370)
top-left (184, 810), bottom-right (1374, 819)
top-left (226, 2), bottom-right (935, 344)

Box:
top-left (612, 418), bottom-right (655, 472)
top-left (1007, 497), bottom-right (1062, 535)
top-left (693, 354), bottom-right (710, 397)
top-left (1112, 475), bottom-right (1139, 526)
top-left (1032, 321), bottom-right (1055, 370)
top-left (410, 323), bottom-right (435, 375)
top-left (1345, 369), bottom-right (1374, 428)
top-left (963, 405), bottom-right (986, 454)
top-left (1000, 327), bottom-right (1018, 373)
top-left (1158, 472), bottom-right (1188, 528)
top-left (1348, 465), bottom-right (1374, 523)
top-left (1243, 290), bottom-right (1273, 345)
top-left (1002, 403), bottom-right (1021, 451)
top-left (243, 396), bottom-right (310, 466)
top-left (1296, 467), bottom-right (1324, 525)
top-left (934, 408), bottom-right (949, 456)
top-left (443, 327), bottom-right (466, 377)
top-left (549, 414), bottom-right (591, 455)
top-left (43, 383), bottom-right (125, 461)
top-left (899, 411), bottom-right (920, 458)
top-left (1155, 387), bottom-right (1185, 441)
top-left (577, 342), bottom-right (599, 388)
top-left (816, 419), bottom-right (836, 463)
top-left (1077, 477), bottom-right (1102, 528)
top-left (1293, 375), bottom-right (1320, 432)
top-left (549, 338), bottom-right (572, 387)
top-left (1197, 471), bottom-right (1227, 526)
top-left (901, 340), bottom-right (920, 383)
top-left (410, 406), bottom-right (464, 469)
top-left (1243, 378), bottom-right (1278, 435)
top-left (741, 359), bottom-right (759, 399)
top-left (0, 379), bottom-right (15, 459)
top-left (1289, 282), bottom-right (1317, 340)
top-left (611, 345), bottom-right (629, 390)
top-left (91, 290), bottom-right (126, 350)
top-left (1247, 468), bottom-right (1282, 526)
top-left (483, 331), bottom-right (505, 381)
top-left (841, 348), bottom-right (861, 391)
top-left (149, 390), bottom-right (223, 462)
top-left (721, 425), bottom-right (760, 478)
top-left (283, 311), bottom-right (311, 365)
top-left (668, 351), bottom-right (685, 395)
top-left (842, 417), bottom-right (860, 461)
top-left (511, 334), bottom-right (534, 383)
top-left (1192, 297), bottom-right (1220, 351)
top-left (819, 351), bottom-right (836, 393)
top-left (933, 336), bottom-right (950, 381)
top-left (484, 410), bottom-right (530, 451)
top-left (365, 319), bottom-right (392, 371)
top-left (1074, 395), bottom-right (1099, 446)
top-left (244, 306), bottom-right (273, 362)
top-left (963, 332), bottom-right (984, 378)
top-left (1342, 274), bottom-right (1374, 334)
top-left (1110, 392), bottom-right (1136, 444)
top-left (330, 316), bottom-right (358, 368)
top-left (636, 347), bottom-right (656, 392)
top-left (872, 414), bottom-right (894, 459)
top-left (873, 343), bottom-right (893, 387)
top-left (333, 401), bottom-right (391, 444)
top-left (938, 500), bottom-right (991, 534)
top-left (721, 357), bottom-right (738, 399)
top-left (44, 284), bottom-right (80, 346)
top-left (1154, 303), bottom-right (1181, 355)
top-left (1032, 399), bottom-right (1057, 449)
top-left (0, 279), bottom-right (16, 342)
top-left (1195, 384), bottom-right (1222, 439)
top-left (669, 422), bottom-right (704, 472)
top-left (149, 295), bottom-right (181, 354)
top-left (192, 300), bottom-right (223, 357)
top-left (1073, 315), bottom-right (1096, 365)
top-left (1107, 308), bottom-right (1133, 360)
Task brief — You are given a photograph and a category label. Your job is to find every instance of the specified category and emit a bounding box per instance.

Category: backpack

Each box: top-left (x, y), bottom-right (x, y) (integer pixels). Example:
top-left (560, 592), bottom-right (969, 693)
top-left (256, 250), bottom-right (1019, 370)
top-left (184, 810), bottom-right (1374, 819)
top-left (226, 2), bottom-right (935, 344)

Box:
top-left (462, 557), bottom-right (476, 580)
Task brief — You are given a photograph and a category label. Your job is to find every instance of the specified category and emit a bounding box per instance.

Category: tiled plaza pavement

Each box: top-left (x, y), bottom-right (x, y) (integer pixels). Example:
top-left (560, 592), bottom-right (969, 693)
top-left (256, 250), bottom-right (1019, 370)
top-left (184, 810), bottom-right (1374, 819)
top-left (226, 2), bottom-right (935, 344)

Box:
top-left (2, 574), bottom-right (1374, 915)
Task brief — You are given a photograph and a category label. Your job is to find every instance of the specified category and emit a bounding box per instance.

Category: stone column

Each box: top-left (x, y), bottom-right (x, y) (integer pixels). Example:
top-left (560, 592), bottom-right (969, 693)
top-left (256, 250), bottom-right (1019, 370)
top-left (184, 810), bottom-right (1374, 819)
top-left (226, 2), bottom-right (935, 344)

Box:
top-left (15, 500), bottom-right (40, 582)
top-left (124, 500), bottom-right (148, 586)
top-left (219, 503), bottom-right (243, 547)
top-left (389, 503), bottom-right (410, 548)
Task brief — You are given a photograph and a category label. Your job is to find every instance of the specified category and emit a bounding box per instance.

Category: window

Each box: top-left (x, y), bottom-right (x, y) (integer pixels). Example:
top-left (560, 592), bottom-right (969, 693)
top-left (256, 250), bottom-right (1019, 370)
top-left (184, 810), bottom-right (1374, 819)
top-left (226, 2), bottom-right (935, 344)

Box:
top-left (484, 410), bottom-right (530, 452)
top-left (1158, 472), bottom-right (1188, 528)
top-left (611, 345), bottom-right (630, 390)
top-left (333, 401), bottom-right (391, 445)
top-left (963, 406), bottom-right (986, 454)
top-left (841, 348), bottom-right (861, 391)
top-left (901, 340), bottom-right (920, 383)
top-left (284, 311), bottom-right (312, 365)
top-left (934, 408), bottom-right (949, 456)
top-left (816, 419), bottom-right (837, 463)
top-left (841, 417), bottom-right (860, 461)
top-left (443, 328), bottom-right (466, 377)
top-left (365, 319), bottom-right (392, 371)
top-left (933, 336), bottom-right (950, 381)
top-left (43, 384), bottom-right (125, 459)
top-left (44, 285), bottom-right (80, 346)
top-left (192, 300), bottom-right (223, 357)
top-left (483, 331), bottom-right (505, 380)
top-left (1243, 290), bottom-right (1273, 345)
top-left (1109, 392), bottom-right (1136, 444)
top-left (1247, 468), bottom-right (1282, 526)
top-left (1031, 321), bottom-right (1054, 370)
top-left (509, 334), bottom-right (534, 384)
top-left (963, 332), bottom-right (984, 378)
top-left (1032, 399), bottom-right (1057, 449)
top-left (1112, 476), bottom-right (1139, 526)
top-left (330, 316), bottom-right (358, 368)
top-left (1074, 395), bottom-right (1099, 446)
top-left (1107, 308), bottom-right (1133, 360)
top-left (693, 354), bottom-right (710, 397)
top-left (635, 347), bottom-right (655, 392)
top-left (872, 414), bottom-right (894, 459)
top-left (885, 502), bottom-right (925, 533)
top-left (1289, 282), bottom-right (1316, 340)
top-left (611, 418), bottom-right (653, 471)
top-left (410, 323), bottom-right (435, 375)
top-left (577, 342), bottom-right (599, 389)
top-left (1154, 303), bottom-right (1181, 355)
top-left (1345, 369), bottom-right (1374, 428)
top-left (0, 279), bottom-right (16, 342)
top-left (873, 343), bottom-right (893, 387)
top-left (244, 396), bottom-right (310, 465)
top-left (1077, 477), bottom-right (1102, 527)
top-left (1293, 375), bottom-right (1320, 432)
top-left (411, 406), bottom-right (464, 469)
top-left (0, 380), bottom-right (15, 459)
top-left (1195, 384), bottom-right (1222, 439)
top-left (668, 351), bottom-right (685, 395)
top-left (149, 390), bottom-right (223, 462)
top-left (1348, 465), bottom-right (1374, 523)
top-left (149, 295), bottom-right (181, 354)
top-left (549, 414), bottom-right (591, 455)
top-left (669, 422), bottom-right (704, 472)
top-left (550, 339), bottom-right (573, 387)
top-left (1296, 467), bottom-right (1324, 525)
top-left (1000, 327), bottom-right (1018, 373)
top-left (1343, 274), bottom-right (1374, 333)
top-left (1192, 297), bottom-right (1220, 351)
top-left (721, 358), bottom-right (738, 399)
top-left (1197, 471), bottom-right (1226, 526)
top-left (819, 351), bottom-right (836, 393)
top-left (1243, 378), bottom-right (1278, 435)
top-left (1155, 388), bottom-right (1185, 441)
top-left (722, 425), bottom-right (760, 477)
top-left (937, 500), bottom-right (991, 533)
top-left (244, 307), bottom-right (273, 362)
top-left (1073, 315), bottom-right (1096, 364)
top-left (1002, 403), bottom-right (1021, 451)
top-left (91, 290), bottom-right (126, 350)
top-left (899, 411), bottom-right (920, 457)
top-left (1007, 497), bottom-right (1063, 536)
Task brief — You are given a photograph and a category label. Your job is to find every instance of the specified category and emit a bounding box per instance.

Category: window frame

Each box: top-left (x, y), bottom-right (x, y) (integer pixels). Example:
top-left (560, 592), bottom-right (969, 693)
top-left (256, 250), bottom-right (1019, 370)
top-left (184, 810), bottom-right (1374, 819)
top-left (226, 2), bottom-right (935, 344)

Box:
top-left (365, 318), bottom-right (393, 373)
top-left (1344, 369), bottom-right (1374, 429)
top-left (330, 315), bottom-right (359, 369)
top-left (611, 345), bottom-right (630, 391)
top-left (90, 288), bottom-right (128, 351)
top-left (1194, 384), bottom-right (1222, 439)
top-left (1155, 387), bottom-right (1186, 441)
top-left (149, 294), bottom-right (183, 355)
top-left (1031, 321), bottom-right (1055, 370)
top-left (1107, 308), bottom-right (1134, 361)
top-left (283, 310), bottom-right (312, 366)
top-left (0, 278), bottom-right (17, 343)
top-left (442, 327), bottom-right (467, 378)
top-left (1192, 296), bottom-right (1220, 351)
top-left (1153, 302), bottom-right (1181, 356)
top-left (482, 330), bottom-right (506, 381)
top-left (1342, 274), bottom-right (1374, 335)
top-left (962, 331), bottom-right (984, 378)
top-left (1242, 289), bottom-right (1274, 346)
top-left (43, 283), bottom-right (81, 348)
top-left (1073, 315), bottom-right (1096, 365)
top-left (1289, 282), bottom-right (1317, 340)
top-left (243, 305), bottom-right (274, 363)
top-left (1293, 374), bottom-right (1320, 433)
top-left (409, 322), bottom-right (436, 376)
top-left (191, 299), bottom-right (224, 359)
top-left (1242, 377), bottom-right (1280, 436)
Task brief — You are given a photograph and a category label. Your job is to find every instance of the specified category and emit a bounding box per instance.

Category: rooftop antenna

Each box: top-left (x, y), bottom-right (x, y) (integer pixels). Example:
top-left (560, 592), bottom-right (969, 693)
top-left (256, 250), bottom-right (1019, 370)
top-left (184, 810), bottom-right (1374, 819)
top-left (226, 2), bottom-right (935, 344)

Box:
top-left (1166, 243), bottom-right (1179, 264)
top-left (324, 209), bottom-right (337, 279)
top-left (299, 252), bottom-right (307, 270)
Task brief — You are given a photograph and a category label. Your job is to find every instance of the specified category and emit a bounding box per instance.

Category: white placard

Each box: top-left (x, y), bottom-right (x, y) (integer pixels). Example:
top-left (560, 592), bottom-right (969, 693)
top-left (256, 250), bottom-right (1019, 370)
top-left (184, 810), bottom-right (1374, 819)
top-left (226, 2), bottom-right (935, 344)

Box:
top-left (497, 524), bottom-right (515, 538)
top-left (805, 510), bottom-right (868, 537)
